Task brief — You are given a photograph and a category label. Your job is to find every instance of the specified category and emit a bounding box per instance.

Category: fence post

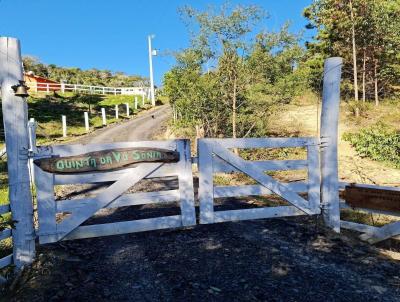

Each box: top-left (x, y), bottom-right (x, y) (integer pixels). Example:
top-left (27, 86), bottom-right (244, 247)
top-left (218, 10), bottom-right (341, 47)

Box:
top-left (103, 87), bottom-right (105, 95)
top-left (142, 94), bottom-right (145, 107)
top-left (84, 112), bottom-right (90, 132)
top-left (0, 37), bottom-right (35, 268)
top-left (134, 97), bottom-right (138, 110)
top-left (320, 57), bottom-right (343, 233)
top-left (62, 115), bottom-right (67, 137)
top-left (101, 108), bottom-right (107, 125)
top-left (142, 95), bottom-right (145, 107)
top-left (115, 105), bottom-right (119, 119)
top-left (27, 118), bottom-right (37, 184)
top-left (46, 83), bottom-right (49, 93)
top-left (61, 82), bottom-right (65, 93)
top-left (125, 103), bottom-right (130, 117)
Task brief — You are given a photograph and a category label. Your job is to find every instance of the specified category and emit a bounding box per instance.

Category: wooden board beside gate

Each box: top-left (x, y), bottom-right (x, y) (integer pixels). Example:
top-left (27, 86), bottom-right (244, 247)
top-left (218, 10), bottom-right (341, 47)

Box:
top-left (345, 185), bottom-right (400, 213)
top-left (34, 147), bottom-right (180, 174)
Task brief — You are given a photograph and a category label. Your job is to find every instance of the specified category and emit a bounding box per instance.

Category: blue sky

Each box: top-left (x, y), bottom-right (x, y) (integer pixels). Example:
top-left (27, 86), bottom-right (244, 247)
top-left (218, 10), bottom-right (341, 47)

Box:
top-left (0, 0), bottom-right (313, 85)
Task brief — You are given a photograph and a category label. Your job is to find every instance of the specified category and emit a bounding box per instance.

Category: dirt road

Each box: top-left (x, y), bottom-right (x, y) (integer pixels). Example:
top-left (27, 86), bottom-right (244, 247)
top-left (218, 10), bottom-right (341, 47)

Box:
top-left (3, 105), bottom-right (400, 302)
top-left (73, 105), bottom-right (171, 144)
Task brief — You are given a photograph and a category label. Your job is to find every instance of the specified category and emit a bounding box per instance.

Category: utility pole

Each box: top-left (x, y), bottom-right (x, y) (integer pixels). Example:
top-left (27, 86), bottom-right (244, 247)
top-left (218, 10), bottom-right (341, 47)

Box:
top-left (148, 35), bottom-right (156, 107)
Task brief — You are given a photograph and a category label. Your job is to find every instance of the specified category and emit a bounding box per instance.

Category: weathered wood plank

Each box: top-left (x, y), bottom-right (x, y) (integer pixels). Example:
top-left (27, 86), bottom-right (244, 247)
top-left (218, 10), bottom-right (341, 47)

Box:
top-left (213, 206), bottom-right (306, 223)
top-left (0, 229), bottom-right (12, 241)
top-left (201, 137), bottom-right (317, 149)
top-left (176, 140), bottom-right (196, 226)
top-left (35, 165), bottom-right (57, 244)
top-left (320, 57), bottom-right (342, 232)
top-left (35, 148), bottom-right (179, 174)
top-left (63, 215), bottom-right (183, 241)
top-left (339, 182), bottom-right (400, 191)
top-left (54, 164), bottom-right (178, 185)
top-left (0, 204), bottom-right (10, 215)
top-left (307, 144), bottom-right (321, 212)
top-left (0, 254), bottom-right (12, 269)
top-left (345, 186), bottom-right (400, 213)
top-left (359, 221), bottom-right (400, 244)
top-left (340, 220), bottom-right (400, 241)
top-left (57, 190), bottom-right (180, 213)
top-left (198, 140), bottom-right (215, 224)
top-left (211, 142), bottom-right (317, 215)
top-left (213, 158), bottom-right (308, 173)
top-left (0, 37), bottom-right (36, 266)
top-left (340, 220), bottom-right (379, 234)
top-left (57, 163), bottom-right (163, 240)
top-left (340, 201), bottom-right (400, 217)
top-left (213, 182), bottom-right (308, 198)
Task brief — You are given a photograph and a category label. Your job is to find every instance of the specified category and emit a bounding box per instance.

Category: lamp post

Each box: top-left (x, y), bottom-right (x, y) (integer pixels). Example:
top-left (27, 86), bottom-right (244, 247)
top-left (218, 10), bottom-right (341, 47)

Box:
top-left (148, 34), bottom-right (156, 107)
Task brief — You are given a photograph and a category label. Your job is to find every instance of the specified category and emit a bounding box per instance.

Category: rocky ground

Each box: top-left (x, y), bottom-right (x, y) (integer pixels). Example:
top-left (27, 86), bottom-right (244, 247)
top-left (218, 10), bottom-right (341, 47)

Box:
top-left (3, 204), bottom-right (400, 301)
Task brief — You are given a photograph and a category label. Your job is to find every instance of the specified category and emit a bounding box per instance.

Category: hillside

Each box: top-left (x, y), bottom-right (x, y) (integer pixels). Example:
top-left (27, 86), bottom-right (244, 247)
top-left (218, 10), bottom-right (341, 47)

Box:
top-left (268, 98), bottom-right (400, 187)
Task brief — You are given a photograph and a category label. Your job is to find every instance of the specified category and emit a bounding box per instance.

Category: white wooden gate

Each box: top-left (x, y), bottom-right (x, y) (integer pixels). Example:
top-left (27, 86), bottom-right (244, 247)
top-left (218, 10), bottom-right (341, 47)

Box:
top-left (198, 138), bottom-right (321, 224)
top-left (33, 139), bottom-right (196, 244)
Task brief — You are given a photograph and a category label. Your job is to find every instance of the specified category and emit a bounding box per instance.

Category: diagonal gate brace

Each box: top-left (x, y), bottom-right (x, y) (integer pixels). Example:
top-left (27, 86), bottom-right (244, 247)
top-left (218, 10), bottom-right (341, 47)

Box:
top-left (211, 142), bottom-right (318, 215)
top-left (56, 163), bottom-right (163, 241)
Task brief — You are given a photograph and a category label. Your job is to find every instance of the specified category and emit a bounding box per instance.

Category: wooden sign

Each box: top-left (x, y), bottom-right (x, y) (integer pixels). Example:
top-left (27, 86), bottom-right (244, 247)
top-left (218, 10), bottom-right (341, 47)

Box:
top-left (345, 185), bottom-right (400, 213)
top-left (34, 148), bottom-right (179, 174)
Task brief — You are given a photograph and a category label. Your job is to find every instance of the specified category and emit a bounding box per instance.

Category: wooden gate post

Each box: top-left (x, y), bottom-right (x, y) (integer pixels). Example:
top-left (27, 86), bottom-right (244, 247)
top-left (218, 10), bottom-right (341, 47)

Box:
top-left (320, 57), bottom-right (343, 233)
top-left (0, 37), bottom-right (35, 267)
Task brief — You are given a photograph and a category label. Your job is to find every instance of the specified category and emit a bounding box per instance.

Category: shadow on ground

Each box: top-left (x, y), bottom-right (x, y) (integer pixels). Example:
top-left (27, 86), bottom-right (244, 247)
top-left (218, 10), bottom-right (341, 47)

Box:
top-left (3, 191), bottom-right (400, 301)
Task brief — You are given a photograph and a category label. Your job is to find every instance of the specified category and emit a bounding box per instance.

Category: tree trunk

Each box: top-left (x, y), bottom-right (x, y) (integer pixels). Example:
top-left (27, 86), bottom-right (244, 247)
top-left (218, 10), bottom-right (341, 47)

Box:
top-left (362, 49), bottom-right (366, 102)
top-left (374, 60), bottom-right (379, 106)
top-left (349, 0), bottom-right (359, 102)
top-left (232, 76), bottom-right (238, 155)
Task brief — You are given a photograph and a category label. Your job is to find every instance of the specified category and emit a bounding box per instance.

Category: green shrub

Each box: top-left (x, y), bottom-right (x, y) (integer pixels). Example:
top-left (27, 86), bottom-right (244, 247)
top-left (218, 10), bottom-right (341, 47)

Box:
top-left (346, 100), bottom-right (372, 117)
top-left (343, 123), bottom-right (400, 167)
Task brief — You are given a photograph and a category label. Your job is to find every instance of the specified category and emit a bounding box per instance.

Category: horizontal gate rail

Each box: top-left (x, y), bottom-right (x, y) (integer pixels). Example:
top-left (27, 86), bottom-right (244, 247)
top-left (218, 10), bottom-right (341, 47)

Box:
top-left (338, 182), bottom-right (400, 243)
top-left (214, 182), bottom-right (308, 198)
top-left (198, 137), bottom-right (321, 224)
top-left (57, 190), bottom-right (180, 213)
top-left (200, 137), bottom-right (318, 148)
top-left (213, 206), bottom-right (306, 223)
top-left (0, 255), bottom-right (12, 270)
top-left (54, 165), bottom-right (178, 185)
top-left (0, 204), bottom-right (13, 271)
top-left (0, 204), bottom-right (10, 215)
top-left (213, 158), bottom-right (308, 173)
top-left (64, 215), bottom-right (183, 241)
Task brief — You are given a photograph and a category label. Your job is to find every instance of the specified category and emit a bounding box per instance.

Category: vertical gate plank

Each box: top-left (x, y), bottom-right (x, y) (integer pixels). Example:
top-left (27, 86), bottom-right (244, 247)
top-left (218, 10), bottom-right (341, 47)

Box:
top-left (176, 140), bottom-right (196, 226)
top-left (307, 144), bottom-right (321, 212)
top-left (34, 165), bottom-right (57, 244)
top-left (198, 140), bottom-right (215, 224)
